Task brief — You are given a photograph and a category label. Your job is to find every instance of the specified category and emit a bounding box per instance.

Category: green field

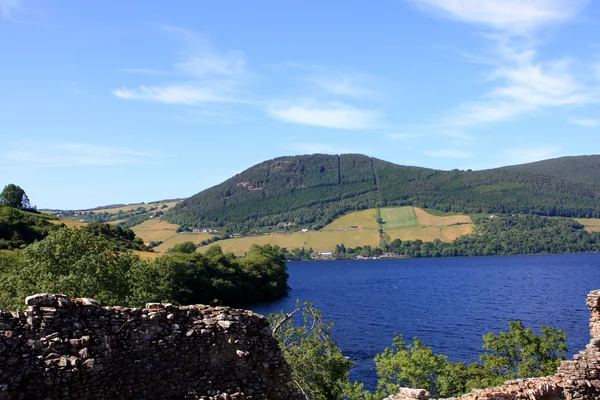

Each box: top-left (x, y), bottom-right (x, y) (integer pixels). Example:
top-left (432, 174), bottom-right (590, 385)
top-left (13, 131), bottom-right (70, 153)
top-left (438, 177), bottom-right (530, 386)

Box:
top-left (379, 206), bottom-right (417, 229)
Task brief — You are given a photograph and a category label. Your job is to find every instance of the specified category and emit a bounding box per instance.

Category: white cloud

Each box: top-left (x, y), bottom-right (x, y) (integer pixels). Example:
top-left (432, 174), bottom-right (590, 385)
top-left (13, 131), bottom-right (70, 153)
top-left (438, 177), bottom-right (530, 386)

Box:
top-left (114, 27), bottom-right (247, 106)
top-left (175, 51), bottom-right (246, 77)
top-left (114, 83), bottom-right (242, 105)
top-left (410, 0), bottom-right (590, 36)
top-left (570, 118), bottom-right (599, 127)
top-left (2, 142), bottom-right (156, 167)
top-left (504, 146), bottom-right (563, 164)
top-left (408, 0), bottom-right (599, 129)
top-left (424, 149), bottom-right (472, 158)
top-left (447, 47), bottom-right (600, 126)
top-left (268, 100), bottom-right (380, 130)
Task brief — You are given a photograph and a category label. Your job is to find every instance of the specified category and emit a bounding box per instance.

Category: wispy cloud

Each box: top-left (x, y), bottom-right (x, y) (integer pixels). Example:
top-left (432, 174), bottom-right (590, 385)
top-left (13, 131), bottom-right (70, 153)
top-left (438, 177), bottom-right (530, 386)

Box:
top-left (305, 74), bottom-right (375, 98)
top-left (570, 118), bottom-right (599, 127)
top-left (1, 142), bottom-right (156, 167)
top-left (268, 99), bottom-right (381, 130)
top-left (283, 142), bottom-right (375, 155)
top-left (424, 149), bottom-right (472, 158)
top-left (410, 0), bottom-right (590, 36)
top-left (114, 83), bottom-right (244, 105)
top-left (114, 27), bottom-right (247, 106)
top-left (409, 0), bottom-right (598, 129)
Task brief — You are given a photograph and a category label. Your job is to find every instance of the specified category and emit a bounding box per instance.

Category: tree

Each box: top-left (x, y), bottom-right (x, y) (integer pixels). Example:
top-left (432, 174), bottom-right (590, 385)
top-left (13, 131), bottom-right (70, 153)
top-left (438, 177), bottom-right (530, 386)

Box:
top-left (1, 228), bottom-right (140, 309)
top-left (167, 240), bottom-right (197, 254)
top-left (269, 302), bottom-right (353, 400)
top-left (480, 320), bottom-right (567, 379)
top-left (0, 184), bottom-right (30, 210)
top-left (373, 335), bottom-right (464, 398)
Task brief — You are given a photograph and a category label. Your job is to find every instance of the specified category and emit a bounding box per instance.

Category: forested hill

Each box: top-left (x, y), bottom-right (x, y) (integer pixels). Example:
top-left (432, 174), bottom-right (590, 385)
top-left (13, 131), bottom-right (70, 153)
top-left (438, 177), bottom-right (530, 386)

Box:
top-left (163, 154), bottom-right (600, 232)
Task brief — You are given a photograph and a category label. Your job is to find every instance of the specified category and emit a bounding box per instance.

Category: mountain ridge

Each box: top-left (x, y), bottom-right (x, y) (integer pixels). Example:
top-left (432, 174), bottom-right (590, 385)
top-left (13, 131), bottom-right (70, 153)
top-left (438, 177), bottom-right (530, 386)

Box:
top-left (163, 153), bottom-right (600, 232)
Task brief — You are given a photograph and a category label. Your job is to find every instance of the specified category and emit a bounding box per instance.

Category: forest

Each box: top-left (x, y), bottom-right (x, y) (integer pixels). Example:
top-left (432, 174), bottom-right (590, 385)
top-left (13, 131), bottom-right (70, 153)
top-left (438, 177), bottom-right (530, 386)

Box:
top-left (164, 154), bottom-right (600, 232)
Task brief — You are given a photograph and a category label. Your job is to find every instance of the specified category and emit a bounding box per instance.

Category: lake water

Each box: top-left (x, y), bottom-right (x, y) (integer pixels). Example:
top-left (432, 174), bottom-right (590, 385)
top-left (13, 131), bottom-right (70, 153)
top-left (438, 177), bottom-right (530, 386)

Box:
top-left (248, 254), bottom-right (600, 389)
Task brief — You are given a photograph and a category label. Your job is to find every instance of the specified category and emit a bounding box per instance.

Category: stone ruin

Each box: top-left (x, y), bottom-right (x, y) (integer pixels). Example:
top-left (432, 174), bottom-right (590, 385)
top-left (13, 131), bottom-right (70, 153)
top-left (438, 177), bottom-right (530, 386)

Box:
top-left (4, 290), bottom-right (600, 400)
top-left (387, 289), bottom-right (600, 400)
top-left (0, 294), bottom-right (295, 400)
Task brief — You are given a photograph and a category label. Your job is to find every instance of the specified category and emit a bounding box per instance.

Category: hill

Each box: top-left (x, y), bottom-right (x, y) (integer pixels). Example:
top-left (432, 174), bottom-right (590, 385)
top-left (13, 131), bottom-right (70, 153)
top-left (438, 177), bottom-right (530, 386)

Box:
top-left (164, 154), bottom-right (600, 232)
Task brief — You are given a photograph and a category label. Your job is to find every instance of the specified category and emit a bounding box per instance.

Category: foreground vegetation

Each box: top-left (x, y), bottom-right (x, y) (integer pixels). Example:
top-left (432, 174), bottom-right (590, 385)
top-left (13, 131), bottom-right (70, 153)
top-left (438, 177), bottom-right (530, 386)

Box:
top-left (271, 304), bottom-right (568, 400)
top-left (0, 227), bottom-right (289, 310)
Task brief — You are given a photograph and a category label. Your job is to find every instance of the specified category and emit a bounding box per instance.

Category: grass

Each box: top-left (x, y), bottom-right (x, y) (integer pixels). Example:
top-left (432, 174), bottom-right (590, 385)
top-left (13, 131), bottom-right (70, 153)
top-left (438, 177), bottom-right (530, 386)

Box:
top-left (385, 225), bottom-right (474, 242)
top-left (154, 233), bottom-right (214, 253)
top-left (84, 200), bottom-right (179, 215)
top-left (325, 209), bottom-right (379, 230)
top-left (200, 228), bottom-right (381, 256)
top-left (379, 206), bottom-right (417, 229)
top-left (576, 218), bottom-right (600, 233)
top-left (413, 208), bottom-right (473, 227)
top-left (130, 218), bottom-right (214, 253)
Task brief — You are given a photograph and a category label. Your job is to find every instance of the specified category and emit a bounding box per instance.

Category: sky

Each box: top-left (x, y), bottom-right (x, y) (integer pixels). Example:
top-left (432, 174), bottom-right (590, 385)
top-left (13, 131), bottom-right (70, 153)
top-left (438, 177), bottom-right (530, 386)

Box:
top-left (1, 0), bottom-right (600, 209)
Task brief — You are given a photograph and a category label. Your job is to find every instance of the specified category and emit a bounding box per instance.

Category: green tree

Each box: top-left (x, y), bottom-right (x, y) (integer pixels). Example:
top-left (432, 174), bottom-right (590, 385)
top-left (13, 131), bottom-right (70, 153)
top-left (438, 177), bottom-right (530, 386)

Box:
top-left (480, 320), bottom-right (567, 379)
top-left (0, 184), bottom-right (30, 210)
top-left (373, 336), bottom-right (464, 398)
top-left (1, 228), bottom-right (139, 309)
top-left (167, 240), bottom-right (197, 254)
top-left (269, 302), bottom-right (353, 400)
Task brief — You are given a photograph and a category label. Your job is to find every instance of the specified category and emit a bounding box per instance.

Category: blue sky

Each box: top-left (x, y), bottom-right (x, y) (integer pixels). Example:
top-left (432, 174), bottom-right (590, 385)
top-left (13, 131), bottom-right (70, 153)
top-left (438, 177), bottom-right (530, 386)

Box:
top-left (1, 0), bottom-right (600, 209)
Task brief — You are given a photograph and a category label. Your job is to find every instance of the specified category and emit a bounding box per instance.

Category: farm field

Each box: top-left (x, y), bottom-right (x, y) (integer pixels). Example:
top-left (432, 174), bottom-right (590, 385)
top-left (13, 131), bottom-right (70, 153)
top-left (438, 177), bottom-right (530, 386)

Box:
top-left (325, 209), bottom-right (379, 230)
top-left (576, 218), bottom-right (600, 232)
top-left (154, 233), bottom-right (214, 253)
top-left (413, 207), bottom-right (472, 226)
top-left (198, 207), bottom-right (474, 256)
top-left (131, 219), bottom-right (214, 253)
top-left (200, 228), bottom-right (381, 256)
top-left (84, 200), bottom-right (179, 215)
top-left (379, 206), bottom-right (417, 229)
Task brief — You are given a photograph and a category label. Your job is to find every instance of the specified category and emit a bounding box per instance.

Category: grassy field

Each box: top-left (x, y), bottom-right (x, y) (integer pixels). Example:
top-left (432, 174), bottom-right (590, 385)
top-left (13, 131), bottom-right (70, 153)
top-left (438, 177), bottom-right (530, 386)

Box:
top-left (84, 200), bottom-right (179, 215)
top-left (130, 219), bottom-right (215, 253)
top-left (325, 209), bottom-right (379, 230)
top-left (200, 209), bottom-right (381, 256)
top-left (379, 207), bottom-right (417, 229)
top-left (198, 207), bottom-right (475, 256)
top-left (576, 218), bottom-right (600, 232)
top-left (414, 207), bottom-right (472, 226)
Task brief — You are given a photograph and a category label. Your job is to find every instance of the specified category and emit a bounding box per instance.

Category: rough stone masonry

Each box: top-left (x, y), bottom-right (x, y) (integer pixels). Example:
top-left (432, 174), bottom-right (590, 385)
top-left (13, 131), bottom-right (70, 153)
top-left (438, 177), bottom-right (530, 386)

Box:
top-left (0, 294), bottom-right (295, 400)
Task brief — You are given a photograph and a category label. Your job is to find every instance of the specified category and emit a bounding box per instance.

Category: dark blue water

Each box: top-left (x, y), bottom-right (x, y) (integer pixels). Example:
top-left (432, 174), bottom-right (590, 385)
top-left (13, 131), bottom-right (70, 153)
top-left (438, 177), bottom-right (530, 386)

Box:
top-left (248, 254), bottom-right (600, 389)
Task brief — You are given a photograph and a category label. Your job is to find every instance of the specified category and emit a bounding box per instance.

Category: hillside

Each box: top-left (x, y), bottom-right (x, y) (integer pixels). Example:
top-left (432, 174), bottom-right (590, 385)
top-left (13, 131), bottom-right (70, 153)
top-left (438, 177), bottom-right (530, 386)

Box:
top-left (164, 154), bottom-right (600, 232)
top-left (195, 206), bottom-right (474, 256)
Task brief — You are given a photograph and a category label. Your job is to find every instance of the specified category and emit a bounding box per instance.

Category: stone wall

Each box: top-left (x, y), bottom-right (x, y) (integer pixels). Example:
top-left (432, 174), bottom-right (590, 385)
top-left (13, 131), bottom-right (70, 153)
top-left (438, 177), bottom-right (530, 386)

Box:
top-left (0, 294), bottom-right (295, 400)
top-left (387, 289), bottom-right (600, 400)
